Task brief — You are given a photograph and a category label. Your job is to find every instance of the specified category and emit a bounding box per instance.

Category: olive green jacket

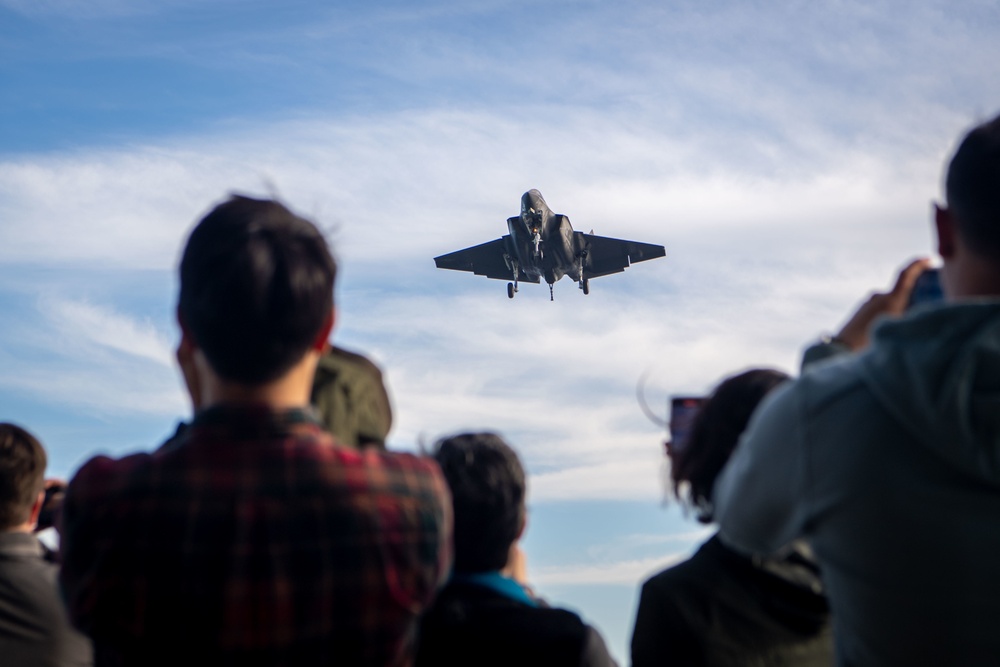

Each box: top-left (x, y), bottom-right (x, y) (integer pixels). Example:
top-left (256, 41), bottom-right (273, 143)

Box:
top-left (311, 345), bottom-right (393, 449)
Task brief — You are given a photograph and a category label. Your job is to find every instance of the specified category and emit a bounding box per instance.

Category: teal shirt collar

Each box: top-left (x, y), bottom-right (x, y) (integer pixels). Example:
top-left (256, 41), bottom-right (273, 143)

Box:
top-left (450, 571), bottom-right (538, 607)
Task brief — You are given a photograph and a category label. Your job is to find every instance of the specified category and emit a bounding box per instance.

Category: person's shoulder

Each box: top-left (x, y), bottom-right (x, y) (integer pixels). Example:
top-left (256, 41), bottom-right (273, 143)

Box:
top-left (641, 537), bottom-right (731, 596)
top-left (420, 584), bottom-right (615, 667)
top-left (456, 586), bottom-right (592, 640)
top-left (432, 580), bottom-right (584, 625)
top-left (280, 432), bottom-right (441, 484)
top-left (329, 447), bottom-right (448, 499)
top-left (512, 605), bottom-right (617, 667)
top-left (351, 447), bottom-right (442, 476)
top-left (68, 450), bottom-right (156, 503)
top-left (756, 353), bottom-right (870, 430)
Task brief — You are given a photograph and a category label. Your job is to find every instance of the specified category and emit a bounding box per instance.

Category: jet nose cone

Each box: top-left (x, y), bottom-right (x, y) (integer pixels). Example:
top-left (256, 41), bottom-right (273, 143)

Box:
top-left (521, 190), bottom-right (547, 218)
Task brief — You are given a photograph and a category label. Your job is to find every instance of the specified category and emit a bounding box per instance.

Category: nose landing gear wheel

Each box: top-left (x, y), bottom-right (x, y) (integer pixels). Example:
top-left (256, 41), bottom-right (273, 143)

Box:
top-left (507, 282), bottom-right (515, 299)
top-left (582, 279), bottom-right (590, 295)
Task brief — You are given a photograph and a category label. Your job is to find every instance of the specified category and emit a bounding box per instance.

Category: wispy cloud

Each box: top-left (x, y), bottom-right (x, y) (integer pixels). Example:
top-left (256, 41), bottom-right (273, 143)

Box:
top-left (529, 526), bottom-right (718, 587)
top-left (41, 297), bottom-right (174, 366)
top-left (0, 295), bottom-right (183, 417)
top-left (533, 553), bottom-right (688, 586)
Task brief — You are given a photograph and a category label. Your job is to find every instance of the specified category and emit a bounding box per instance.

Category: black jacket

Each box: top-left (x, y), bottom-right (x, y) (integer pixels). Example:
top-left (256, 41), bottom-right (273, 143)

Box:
top-left (417, 580), bottom-right (618, 667)
top-left (631, 535), bottom-right (832, 667)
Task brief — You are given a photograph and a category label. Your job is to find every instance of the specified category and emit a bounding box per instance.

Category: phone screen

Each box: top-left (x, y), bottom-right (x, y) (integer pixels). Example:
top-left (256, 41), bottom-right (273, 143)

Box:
top-left (908, 268), bottom-right (943, 309)
top-left (670, 396), bottom-right (705, 453)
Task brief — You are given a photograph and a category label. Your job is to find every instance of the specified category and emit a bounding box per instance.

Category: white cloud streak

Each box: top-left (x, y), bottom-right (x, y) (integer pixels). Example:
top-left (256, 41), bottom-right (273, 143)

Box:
top-left (533, 553), bottom-right (688, 586)
top-left (0, 296), bottom-right (184, 418)
top-left (42, 297), bottom-right (174, 367)
top-left (530, 528), bottom-right (715, 586)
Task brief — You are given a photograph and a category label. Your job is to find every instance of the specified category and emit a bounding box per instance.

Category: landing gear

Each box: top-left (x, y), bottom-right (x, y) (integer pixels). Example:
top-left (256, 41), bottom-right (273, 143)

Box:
top-left (508, 260), bottom-right (520, 299)
top-left (580, 278), bottom-right (590, 295)
top-left (548, 283), bottom-right (554, 301)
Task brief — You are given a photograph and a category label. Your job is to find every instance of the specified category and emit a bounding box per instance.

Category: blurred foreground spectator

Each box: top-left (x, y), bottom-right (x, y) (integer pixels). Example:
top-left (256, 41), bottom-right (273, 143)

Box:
top-left (714, 113), bottom-right (1000, 665)
top-left (0, 423), bottom-right (92, 666)
top-left (311, 343), bottom-right (393, 448)
top-left (631, 370), bottom-right (832, 667)
top-left (417, 433), bottom-right (618, 667)
top-left (59, 196), bottom-right (451, 666)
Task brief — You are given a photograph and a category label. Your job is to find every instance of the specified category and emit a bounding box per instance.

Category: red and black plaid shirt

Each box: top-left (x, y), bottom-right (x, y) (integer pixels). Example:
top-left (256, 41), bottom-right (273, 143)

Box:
top-left (60, 406), bottom-right (452, 667)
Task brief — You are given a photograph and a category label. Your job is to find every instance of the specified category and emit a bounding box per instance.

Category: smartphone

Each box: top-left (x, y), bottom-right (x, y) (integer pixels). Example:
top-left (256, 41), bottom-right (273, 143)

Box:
top-left (669, 396), bottom-right (705, 453)
top-left (36, 483), bottom-right (66, 531)
top-left (908, 268), bottom-right (943, 310)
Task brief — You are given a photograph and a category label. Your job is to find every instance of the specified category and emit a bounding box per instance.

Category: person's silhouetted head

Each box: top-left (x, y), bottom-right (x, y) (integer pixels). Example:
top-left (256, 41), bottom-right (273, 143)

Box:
top-left (946, 114), bottom-right (1000, 260)
top-left (178, 195), bottom-right (337, 385)
top-left (0, 423), bottom-right (47, 531)
top-left (669, 368), bottom-right (790, 523)
top-left (433, 432), bottom-right (525, 573)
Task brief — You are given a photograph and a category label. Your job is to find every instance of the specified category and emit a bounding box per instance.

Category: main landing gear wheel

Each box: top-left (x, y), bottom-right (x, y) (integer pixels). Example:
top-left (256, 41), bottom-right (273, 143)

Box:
top-left (582, 279), bottom-right (590, 295)
top-left (507, 282), bottom-right (515, 299)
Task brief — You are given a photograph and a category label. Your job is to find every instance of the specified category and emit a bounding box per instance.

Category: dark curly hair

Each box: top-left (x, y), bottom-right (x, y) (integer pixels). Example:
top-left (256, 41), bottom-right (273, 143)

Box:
top-left (669, 368), bottom-right (790, 523)
top-left (178, 195), bottom-right (336, 385)
top-left (432, 432), bottom-right (526, 573)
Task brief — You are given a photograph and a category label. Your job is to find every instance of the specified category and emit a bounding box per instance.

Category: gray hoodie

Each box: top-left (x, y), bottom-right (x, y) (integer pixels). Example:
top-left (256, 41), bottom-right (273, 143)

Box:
top-left (714, 301), bottom-right (1000, 666)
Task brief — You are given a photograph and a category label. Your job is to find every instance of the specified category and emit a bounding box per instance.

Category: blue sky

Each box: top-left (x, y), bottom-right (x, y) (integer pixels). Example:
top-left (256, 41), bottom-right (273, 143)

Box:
top-left (2, 0), bottom-right (999, 661)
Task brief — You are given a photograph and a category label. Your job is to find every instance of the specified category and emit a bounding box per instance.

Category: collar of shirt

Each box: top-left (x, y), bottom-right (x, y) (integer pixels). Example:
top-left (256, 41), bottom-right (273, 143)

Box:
top-left (0, 531), bottom-right (46, 559)
top-left (450, 571), bottom-right (538, 607)
top-left (160, 404), bottom-right (328, 453)
top-left (193, 404), bottom-right (322, 429)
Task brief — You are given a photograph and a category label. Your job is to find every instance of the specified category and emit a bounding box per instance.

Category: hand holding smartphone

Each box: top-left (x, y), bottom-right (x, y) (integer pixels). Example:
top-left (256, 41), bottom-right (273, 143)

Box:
top-left (907, 268), bottom-right (944, 310)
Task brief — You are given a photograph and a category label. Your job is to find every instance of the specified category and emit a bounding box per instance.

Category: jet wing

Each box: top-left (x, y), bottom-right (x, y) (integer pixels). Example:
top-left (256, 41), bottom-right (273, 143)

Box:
top-left (434, 236), bottom-right (539, 282)
top-left (578, 233), bottom-right (666, 279)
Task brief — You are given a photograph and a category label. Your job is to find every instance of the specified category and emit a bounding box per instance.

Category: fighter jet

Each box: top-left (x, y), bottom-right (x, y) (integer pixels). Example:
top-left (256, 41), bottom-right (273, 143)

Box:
top-left (434, 189), bottom-right (666, 300)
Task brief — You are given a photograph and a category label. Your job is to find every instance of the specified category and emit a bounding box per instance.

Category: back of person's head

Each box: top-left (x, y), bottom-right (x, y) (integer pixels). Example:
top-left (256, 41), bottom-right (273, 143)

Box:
top-left (0, 423), bottom-right (47, 531)
top-left (178, 195), bottom-right (337, 384)
top-left (432, 432), bottom-right (525, 573)
top-left (946, 113), bottom-right (1000, 259)
top-left (669, 368), bottom-right (790, 523)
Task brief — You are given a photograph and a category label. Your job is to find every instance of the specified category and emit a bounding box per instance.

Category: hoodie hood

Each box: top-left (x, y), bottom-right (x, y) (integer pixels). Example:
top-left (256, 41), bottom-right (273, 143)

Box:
top-left (857, 300), bottom-right (1000, 483)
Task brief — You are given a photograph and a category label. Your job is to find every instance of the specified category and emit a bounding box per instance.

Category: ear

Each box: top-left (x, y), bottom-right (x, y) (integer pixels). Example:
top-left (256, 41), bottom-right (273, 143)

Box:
top-left (176, 306), bottom-right (195, 347)
top-left (175, 307), bottom-right (198, 363)
top-left (27, 490), bottom-right (44, 528)
top-left (935, 204), bottom-right (957, 259)
top-left (311, 307), bottom-right (336, 352)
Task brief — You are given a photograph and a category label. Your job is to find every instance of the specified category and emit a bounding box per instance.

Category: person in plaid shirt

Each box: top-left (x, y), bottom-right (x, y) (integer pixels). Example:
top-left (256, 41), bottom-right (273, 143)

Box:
top-left (59, 195), bottom-right (452, 666)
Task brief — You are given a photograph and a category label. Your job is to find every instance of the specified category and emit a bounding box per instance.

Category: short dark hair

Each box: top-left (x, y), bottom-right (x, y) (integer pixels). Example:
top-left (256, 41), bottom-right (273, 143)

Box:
top-left (178, 195), bottom-right (337, 384)
top-left (432, 433), bottom-right (526, 573)
top-left (946, 113), bottom-right (1000, 259)
top-left (669, 368), bottom-right (789, 523)
top-left (0, 423), bottom-right (47, 530)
